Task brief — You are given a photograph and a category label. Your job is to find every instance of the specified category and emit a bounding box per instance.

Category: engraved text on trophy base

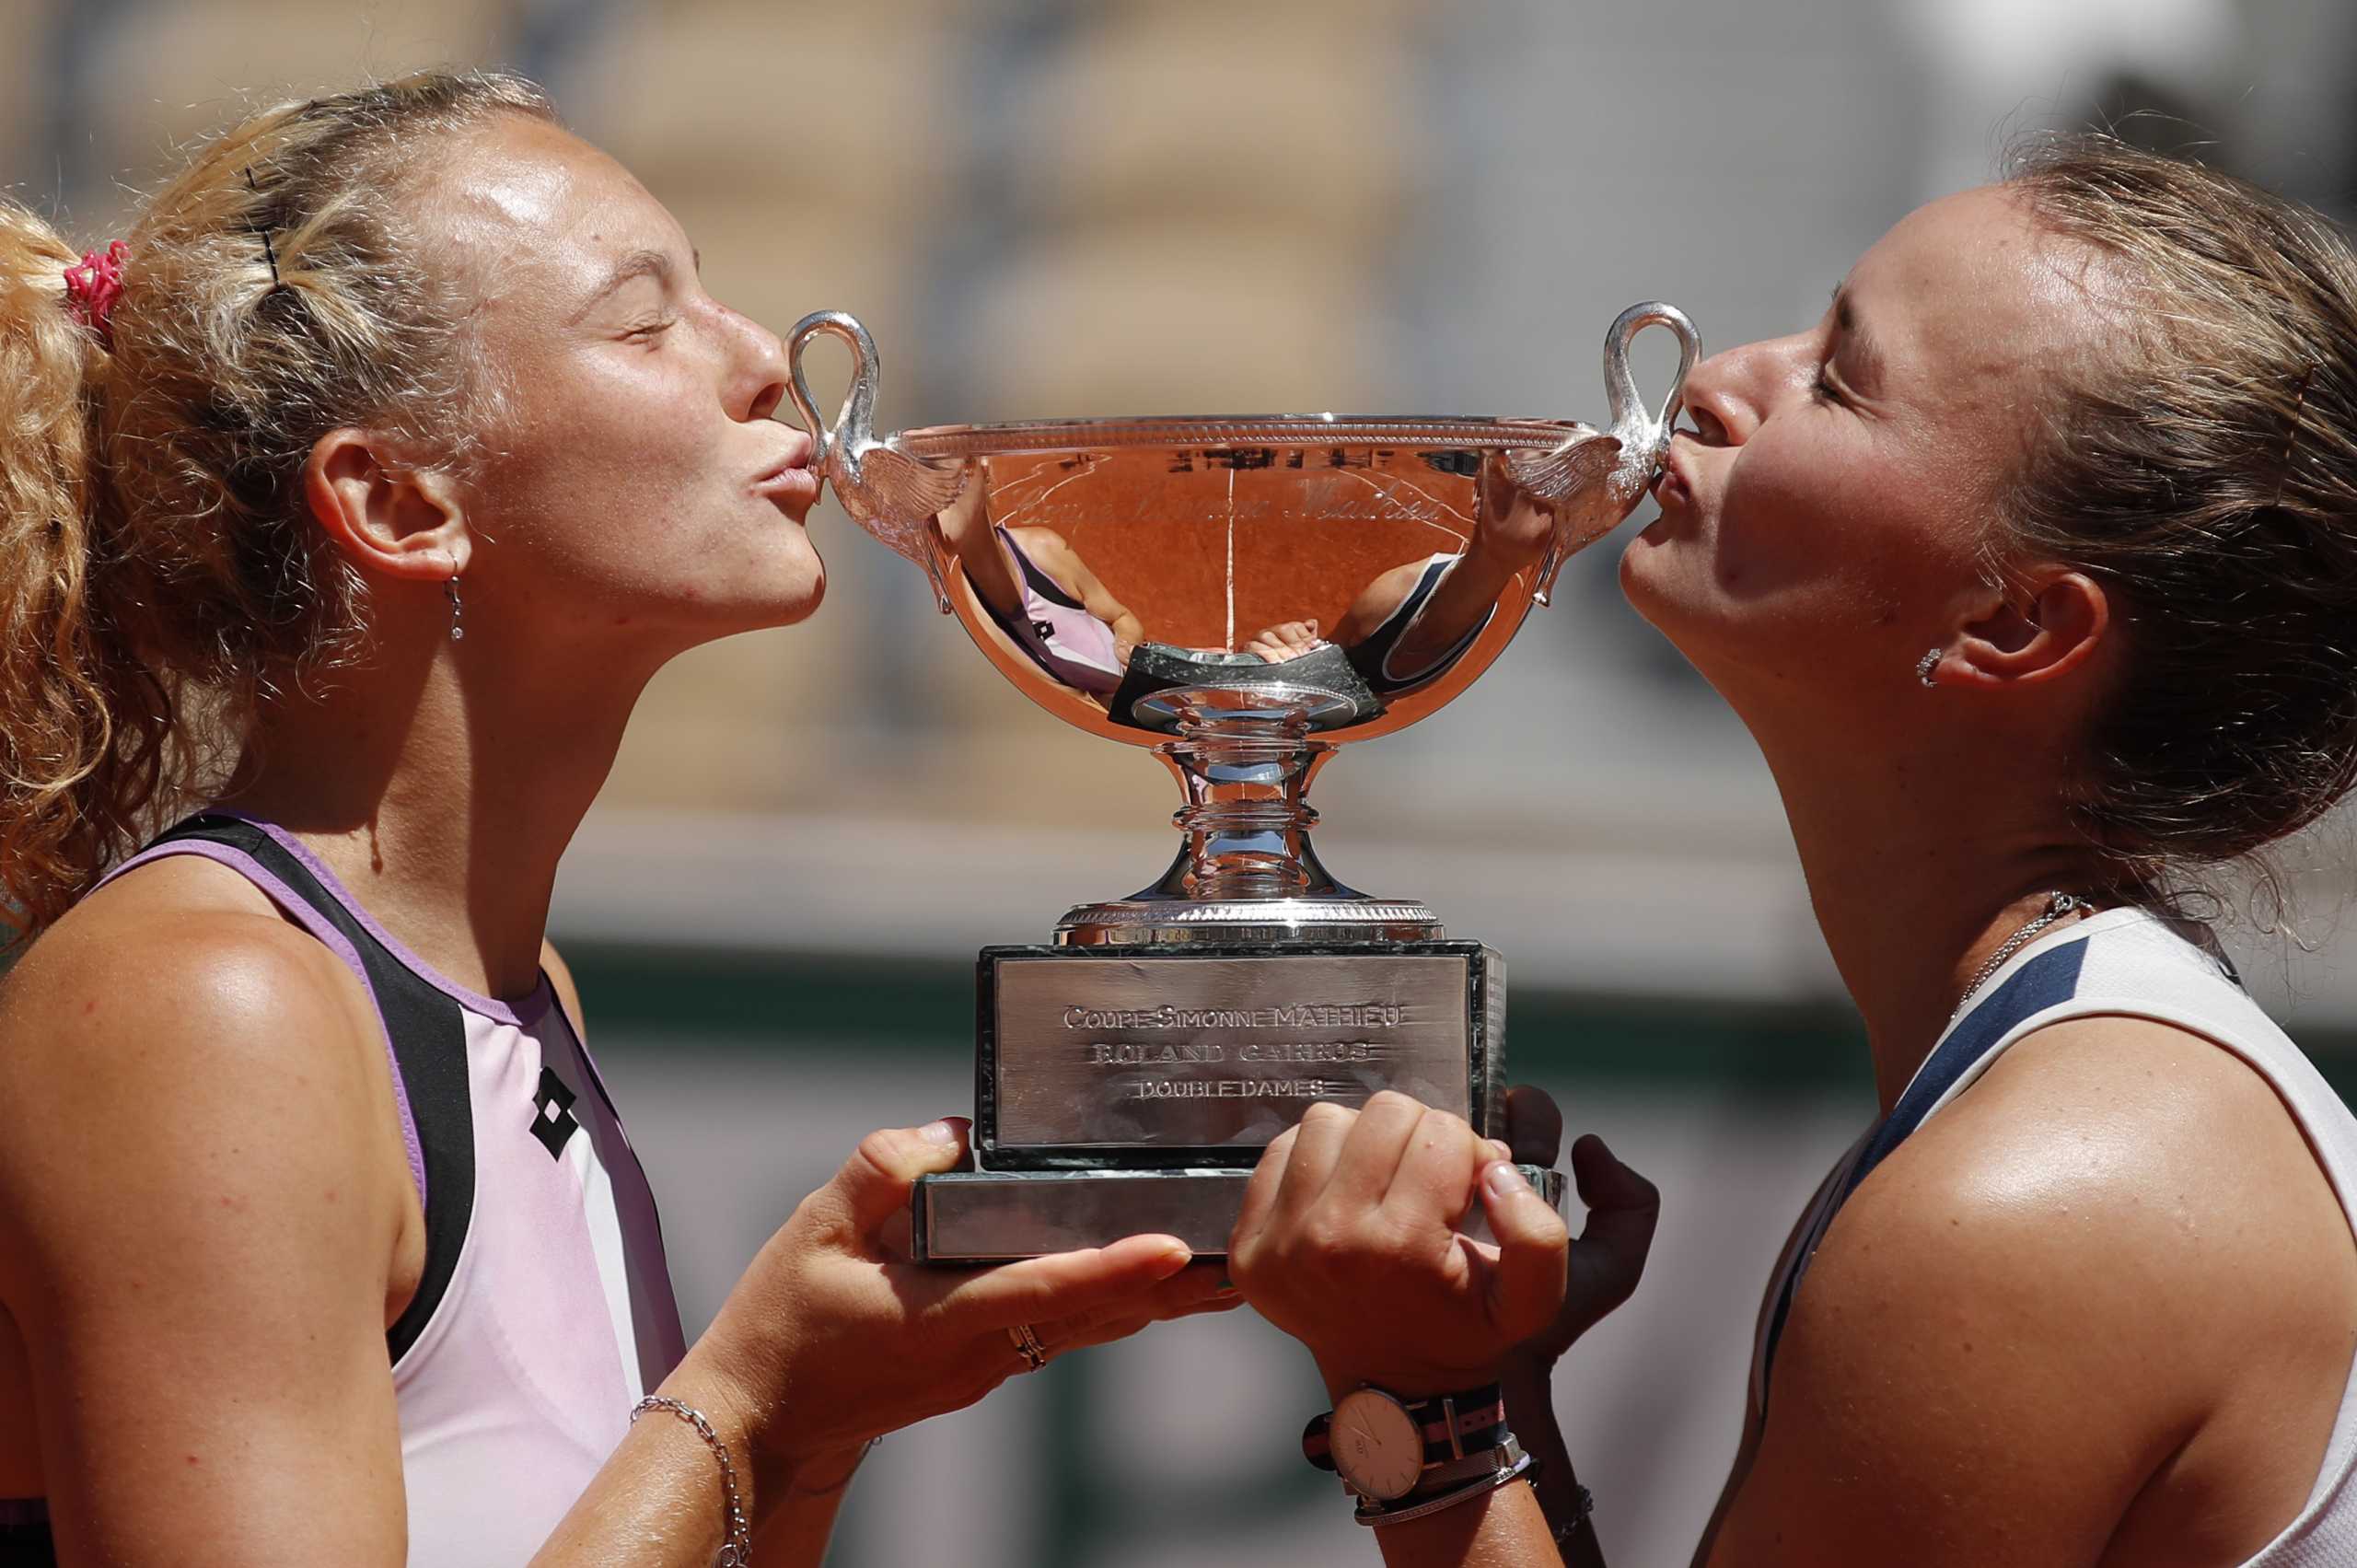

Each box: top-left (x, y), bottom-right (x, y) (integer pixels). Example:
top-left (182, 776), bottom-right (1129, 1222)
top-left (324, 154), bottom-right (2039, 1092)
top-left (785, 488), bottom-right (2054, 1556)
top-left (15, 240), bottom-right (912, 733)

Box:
top-left (991, 954), bottom-right (1475, 1148)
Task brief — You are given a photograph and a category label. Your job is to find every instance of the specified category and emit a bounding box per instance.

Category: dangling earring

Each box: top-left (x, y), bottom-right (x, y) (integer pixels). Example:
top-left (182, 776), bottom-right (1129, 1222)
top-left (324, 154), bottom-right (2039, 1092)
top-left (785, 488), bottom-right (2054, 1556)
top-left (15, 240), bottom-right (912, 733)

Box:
top-left (447, 575), bottom-right (465, 642)
top-left (1914, 646), bottom-right (1940, 687)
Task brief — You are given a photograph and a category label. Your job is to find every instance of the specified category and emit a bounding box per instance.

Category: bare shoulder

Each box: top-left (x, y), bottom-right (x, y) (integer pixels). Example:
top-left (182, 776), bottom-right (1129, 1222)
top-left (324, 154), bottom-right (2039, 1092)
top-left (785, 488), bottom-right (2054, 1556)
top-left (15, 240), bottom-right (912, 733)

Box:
top-left (540, 936), bottom-right (586, 1040)
top-left (1904, 1012), bottom-right (2353, 1333)
top-left (0, 864), bottom-right (398, 1305)
top-left (1818, 1013), bottom-right (2351, 1411)
top-left (1337, 559), bottom-right (1431, 639)
top-left (1004, 524), bottom-right (1072, 560)
top-left (0, 854), bottom-right (366, 1066)
top-left (1715, 1014), bottom-right (2357, 1566)
top-left (0, 864), bottom-right (412, 1561)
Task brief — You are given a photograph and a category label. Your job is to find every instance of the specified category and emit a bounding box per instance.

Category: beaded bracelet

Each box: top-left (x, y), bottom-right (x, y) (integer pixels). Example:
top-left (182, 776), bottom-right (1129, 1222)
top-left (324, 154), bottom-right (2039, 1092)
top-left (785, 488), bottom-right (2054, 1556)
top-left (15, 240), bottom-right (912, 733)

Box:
top-left (632, 1395), bottom-right (753, 1568)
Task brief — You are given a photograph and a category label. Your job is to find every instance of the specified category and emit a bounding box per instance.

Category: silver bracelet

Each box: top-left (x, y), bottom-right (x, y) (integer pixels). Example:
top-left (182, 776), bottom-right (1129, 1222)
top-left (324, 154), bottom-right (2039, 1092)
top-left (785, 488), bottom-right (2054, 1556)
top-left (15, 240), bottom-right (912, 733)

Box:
top-left (1552, 1483), bottom-right (1596, 1551)
top-left (1355, 1449), bottom-right (1536, 1527)
top-left (632, 1395), bottom-right (753, 1568)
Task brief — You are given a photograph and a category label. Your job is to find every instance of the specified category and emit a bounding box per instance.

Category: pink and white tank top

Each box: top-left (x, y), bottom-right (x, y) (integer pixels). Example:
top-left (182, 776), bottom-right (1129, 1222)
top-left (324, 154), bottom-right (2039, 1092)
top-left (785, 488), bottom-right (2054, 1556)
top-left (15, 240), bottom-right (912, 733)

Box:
top-left (985, 525), bottom-right (1124, 694)
top-left (88, 811), bottom-right (689, 1566)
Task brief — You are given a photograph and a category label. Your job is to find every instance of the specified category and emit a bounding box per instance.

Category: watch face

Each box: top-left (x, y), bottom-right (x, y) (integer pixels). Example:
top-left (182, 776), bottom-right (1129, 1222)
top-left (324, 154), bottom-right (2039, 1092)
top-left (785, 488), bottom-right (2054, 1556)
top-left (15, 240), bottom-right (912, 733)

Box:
top-left (1329, 1389), bottom-right (1424, 1502)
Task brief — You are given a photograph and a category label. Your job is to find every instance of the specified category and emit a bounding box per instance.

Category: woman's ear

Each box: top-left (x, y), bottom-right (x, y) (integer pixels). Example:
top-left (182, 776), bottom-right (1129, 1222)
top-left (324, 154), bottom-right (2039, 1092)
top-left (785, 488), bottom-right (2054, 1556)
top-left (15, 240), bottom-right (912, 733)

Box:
top-left (1948, 570), bottom-right (2110, 687)
top-left (303, 428), bottom-right (471, 583)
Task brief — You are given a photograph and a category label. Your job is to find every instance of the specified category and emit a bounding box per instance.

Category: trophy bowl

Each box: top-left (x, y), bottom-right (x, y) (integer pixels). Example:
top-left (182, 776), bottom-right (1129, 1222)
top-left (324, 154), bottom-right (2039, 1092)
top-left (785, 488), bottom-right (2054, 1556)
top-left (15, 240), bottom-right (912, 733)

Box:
top-left (786, 304), bottom-right (1700, 1259)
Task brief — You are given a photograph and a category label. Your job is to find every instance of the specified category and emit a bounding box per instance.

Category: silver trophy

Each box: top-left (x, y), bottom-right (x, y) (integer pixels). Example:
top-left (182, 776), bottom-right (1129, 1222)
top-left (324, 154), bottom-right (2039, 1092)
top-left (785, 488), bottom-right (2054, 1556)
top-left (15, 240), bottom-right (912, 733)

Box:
top-left (786, 304), bottom-right (1700, 1260)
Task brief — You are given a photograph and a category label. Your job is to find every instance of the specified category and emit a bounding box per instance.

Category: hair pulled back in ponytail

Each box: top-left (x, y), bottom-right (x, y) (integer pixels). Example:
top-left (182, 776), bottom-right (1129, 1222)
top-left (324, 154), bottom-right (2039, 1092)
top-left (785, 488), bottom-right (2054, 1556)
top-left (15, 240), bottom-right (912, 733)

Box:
top-left (0, 204), bottom-right (133, 945)
top-left (0, 69), bottom-right (557, 943)
top-left (1993, 135), bottom-right (2357, 919)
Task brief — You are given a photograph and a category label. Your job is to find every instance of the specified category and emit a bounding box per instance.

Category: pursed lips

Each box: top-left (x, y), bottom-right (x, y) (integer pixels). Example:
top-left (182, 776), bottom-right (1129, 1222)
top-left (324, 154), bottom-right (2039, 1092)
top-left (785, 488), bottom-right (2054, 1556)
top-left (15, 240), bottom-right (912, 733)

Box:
top-left (751, 433), bottom-right (819, 503)
top-left (1653, 432), bottom-right (1699, 505)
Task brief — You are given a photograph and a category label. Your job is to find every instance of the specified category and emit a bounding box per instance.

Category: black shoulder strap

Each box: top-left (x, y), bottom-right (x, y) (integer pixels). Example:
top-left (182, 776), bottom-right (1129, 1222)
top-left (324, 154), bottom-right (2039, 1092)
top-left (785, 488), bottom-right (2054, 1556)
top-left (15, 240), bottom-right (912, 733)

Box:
top-left (994, 526), bottom-right (1088, 611)
top-left (145, 814), bottom-right (475, 1365)
top-left (1345, 555), bottom-right (1472, 694)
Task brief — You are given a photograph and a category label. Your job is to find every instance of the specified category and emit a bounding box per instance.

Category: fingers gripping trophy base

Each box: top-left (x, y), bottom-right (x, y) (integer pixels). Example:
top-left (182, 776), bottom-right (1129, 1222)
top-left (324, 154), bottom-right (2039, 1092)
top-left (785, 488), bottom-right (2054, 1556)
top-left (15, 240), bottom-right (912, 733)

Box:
top-left (911, 1165), bottom-right (1568, 1262)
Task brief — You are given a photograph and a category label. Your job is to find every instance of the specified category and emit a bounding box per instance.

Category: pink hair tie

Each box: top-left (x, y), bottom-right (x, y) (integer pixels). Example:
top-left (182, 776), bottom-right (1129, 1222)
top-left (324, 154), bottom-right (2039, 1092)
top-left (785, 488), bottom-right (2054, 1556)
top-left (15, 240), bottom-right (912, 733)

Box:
top-left (62, 240), bottom-right (129, 349)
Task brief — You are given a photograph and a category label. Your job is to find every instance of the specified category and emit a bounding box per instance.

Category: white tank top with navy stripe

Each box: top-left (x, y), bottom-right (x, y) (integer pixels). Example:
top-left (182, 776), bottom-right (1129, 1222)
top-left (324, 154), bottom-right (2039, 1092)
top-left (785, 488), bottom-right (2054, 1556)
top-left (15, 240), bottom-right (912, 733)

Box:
top-left (1751, 905), bottom-right (2357, 1567)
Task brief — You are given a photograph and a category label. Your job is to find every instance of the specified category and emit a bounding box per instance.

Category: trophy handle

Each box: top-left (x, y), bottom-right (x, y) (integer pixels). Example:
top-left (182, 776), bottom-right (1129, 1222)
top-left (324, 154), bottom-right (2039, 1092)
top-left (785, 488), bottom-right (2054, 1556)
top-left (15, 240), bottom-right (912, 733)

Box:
top-left (784, 309), bottom-right (963, 614)
top-left (1526, 301), bottom-right (1703, 608)
top-left (784, 308), bottom-right (880, 467)
top-left (1602, 300), bottom-right (1702, 459)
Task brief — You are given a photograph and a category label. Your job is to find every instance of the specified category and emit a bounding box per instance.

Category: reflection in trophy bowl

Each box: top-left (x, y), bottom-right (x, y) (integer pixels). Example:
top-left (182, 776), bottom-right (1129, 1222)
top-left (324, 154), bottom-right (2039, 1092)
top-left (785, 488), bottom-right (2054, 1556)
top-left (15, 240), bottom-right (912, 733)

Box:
top-left (787, 308), bottom-right (1699, 943)
top-left (900, 418), bottom-right (1583, 749)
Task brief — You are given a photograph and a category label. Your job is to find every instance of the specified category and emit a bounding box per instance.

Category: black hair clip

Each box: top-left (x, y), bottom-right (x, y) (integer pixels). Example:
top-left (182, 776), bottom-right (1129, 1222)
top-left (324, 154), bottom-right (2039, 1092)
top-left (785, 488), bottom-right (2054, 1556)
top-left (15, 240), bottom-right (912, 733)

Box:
top-left (2267, 361), bottom-right (2319, 511)
top-left (242, 166), bottom-right (282, 288)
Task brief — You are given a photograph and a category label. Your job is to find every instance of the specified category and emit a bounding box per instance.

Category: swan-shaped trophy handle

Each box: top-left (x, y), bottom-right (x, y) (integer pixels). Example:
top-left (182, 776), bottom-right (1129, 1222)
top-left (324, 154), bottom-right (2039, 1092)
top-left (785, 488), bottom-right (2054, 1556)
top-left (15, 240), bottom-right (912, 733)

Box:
top-left (784, 309), bottom-right (966, 612)
top-left (1513, 300), bottom-right (1703, 606)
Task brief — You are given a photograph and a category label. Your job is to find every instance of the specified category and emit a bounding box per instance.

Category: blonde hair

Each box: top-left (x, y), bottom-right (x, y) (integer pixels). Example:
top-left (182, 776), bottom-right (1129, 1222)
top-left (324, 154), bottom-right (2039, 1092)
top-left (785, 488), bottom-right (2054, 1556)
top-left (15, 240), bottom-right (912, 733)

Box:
top-left (2001, 134), bottom-right (2357, 911)
top-left (0, 69), bottom-right (557, 940)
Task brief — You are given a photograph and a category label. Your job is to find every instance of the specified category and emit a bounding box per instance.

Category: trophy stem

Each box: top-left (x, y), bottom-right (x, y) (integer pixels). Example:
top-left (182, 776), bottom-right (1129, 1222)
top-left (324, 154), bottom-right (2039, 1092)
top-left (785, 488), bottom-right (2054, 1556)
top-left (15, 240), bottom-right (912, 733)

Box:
top-left (1164, 703), bottom-right (1326, 901)
top-left (1055, 685), bottom-right (1442, 946)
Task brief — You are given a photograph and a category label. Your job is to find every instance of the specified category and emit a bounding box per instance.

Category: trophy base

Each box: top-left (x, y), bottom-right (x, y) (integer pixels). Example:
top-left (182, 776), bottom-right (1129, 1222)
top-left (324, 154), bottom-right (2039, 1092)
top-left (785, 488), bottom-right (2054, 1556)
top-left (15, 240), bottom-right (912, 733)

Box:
top-left (977, 942), bottom-right (1505, 1163)
top-left (928, 938), bottom-right (1519, 1263)
top-left (909, 1164), bottom-right (1567, 1261)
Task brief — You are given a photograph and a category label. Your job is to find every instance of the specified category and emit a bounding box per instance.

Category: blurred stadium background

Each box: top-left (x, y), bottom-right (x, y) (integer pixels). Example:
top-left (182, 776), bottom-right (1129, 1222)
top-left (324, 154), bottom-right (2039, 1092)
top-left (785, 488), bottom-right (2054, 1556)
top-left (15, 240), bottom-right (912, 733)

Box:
top-left (8, 1), bottom-right (2357, 1562)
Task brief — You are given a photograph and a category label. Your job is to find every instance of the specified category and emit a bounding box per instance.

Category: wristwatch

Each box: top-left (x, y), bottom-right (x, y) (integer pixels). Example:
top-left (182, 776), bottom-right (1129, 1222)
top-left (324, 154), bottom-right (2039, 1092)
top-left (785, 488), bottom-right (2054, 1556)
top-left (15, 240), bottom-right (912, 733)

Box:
top-left (1302, 1383), bottom-right (1509, 1502)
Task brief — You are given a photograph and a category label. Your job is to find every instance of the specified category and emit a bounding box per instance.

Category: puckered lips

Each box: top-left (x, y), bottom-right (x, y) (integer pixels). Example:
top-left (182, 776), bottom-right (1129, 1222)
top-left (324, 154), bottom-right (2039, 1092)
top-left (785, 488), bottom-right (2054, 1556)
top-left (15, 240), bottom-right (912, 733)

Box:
top-left (1652, 430), bottom-right (1699, 509)
top-left (751, 429), bottom-right (820, 510)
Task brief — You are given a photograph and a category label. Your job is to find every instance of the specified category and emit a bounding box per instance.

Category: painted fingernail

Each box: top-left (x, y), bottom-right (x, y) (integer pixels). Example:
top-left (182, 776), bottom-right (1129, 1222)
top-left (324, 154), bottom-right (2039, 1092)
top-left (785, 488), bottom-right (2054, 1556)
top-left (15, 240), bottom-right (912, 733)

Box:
top-left (919, 1119), bottom-right (958, 1144)
top-left (1486, 1161), bottom-right (1534, 1199)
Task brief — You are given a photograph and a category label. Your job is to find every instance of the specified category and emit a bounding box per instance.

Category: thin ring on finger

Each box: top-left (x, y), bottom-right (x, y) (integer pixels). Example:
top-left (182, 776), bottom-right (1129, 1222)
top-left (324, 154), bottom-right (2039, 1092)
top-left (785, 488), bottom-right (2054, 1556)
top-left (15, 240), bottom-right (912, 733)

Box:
top-left (1007, 1321), bottom-right (1047, 1371)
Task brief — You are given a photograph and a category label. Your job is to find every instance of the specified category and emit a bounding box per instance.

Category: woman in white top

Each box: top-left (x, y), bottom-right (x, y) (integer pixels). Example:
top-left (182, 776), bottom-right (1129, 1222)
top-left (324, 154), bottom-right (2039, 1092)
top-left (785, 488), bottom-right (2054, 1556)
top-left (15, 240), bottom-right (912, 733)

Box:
top-left (1230, 135), bottom-right (2357, 1568)
top-left (0, 72), bottom-right (1228, 1566)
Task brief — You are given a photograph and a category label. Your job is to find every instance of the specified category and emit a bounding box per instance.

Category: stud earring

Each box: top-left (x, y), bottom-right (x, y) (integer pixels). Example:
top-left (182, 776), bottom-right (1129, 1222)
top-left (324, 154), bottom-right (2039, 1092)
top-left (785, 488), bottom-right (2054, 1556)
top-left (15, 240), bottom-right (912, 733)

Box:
top-left (447, 575), bottom-right (465, 642)
top-left (1914, 646), bottom-right (1940, 687)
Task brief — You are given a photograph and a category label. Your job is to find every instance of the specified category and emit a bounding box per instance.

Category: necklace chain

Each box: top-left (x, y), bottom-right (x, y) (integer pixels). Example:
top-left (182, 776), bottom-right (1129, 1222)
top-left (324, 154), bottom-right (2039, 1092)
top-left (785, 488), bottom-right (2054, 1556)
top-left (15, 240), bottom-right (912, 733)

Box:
top-left (1951, 891), bottom-right (2086, 1021)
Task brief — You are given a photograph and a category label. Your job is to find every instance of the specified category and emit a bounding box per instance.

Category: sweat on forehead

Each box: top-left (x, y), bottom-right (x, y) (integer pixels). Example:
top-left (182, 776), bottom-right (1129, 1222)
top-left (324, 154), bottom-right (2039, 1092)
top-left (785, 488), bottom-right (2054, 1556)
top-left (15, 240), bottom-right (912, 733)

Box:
top-left (404, 115), bottom-right (670, 316)
top-left (1841, 188), bottom-right (2130, 483)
